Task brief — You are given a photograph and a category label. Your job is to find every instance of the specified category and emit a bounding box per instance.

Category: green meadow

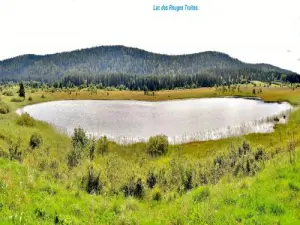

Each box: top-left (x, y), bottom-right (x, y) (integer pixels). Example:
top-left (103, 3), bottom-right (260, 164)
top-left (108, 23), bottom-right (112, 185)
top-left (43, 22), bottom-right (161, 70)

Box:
top-left (0, 84), bottom-right (300, 224)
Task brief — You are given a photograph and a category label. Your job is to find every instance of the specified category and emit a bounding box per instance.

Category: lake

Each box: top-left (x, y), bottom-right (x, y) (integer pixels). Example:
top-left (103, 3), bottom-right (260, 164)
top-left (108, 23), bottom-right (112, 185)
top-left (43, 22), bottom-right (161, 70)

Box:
top-left (16, 98), bottom-right (292, 143)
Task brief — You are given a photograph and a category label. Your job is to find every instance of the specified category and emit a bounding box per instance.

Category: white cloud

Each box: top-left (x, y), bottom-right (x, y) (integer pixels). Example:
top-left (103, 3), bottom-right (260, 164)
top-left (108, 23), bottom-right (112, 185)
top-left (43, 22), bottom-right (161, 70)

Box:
top-left (0, 0), bottom-right (299, 73)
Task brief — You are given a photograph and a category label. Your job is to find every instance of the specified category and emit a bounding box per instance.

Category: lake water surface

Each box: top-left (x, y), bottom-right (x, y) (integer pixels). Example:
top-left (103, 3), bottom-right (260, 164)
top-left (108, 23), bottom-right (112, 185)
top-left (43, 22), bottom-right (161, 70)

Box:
top-left (16, 98), bottom-right (292, 143)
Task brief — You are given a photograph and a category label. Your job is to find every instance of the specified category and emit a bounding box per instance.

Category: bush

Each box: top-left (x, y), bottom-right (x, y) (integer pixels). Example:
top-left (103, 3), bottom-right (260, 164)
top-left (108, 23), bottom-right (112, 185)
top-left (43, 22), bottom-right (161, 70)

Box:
top-left (192, 187), bottom-right (210, 203)
top-left (71, 127), bottom-right (88, 148)
top-left (254, 146), bottom-right (268, 161)
top-left (67, 149), bottom-right (80, 168)
top-left (146, 172), bottom-right (157, 188)
top-left (146, 135), bottom-right (169, 156)
top-left (96, 136), bottom-right (108, 155)
top-left (29, 133), bottom-right (43, 149)
top-left (17, 113), bottom-right (35, 126)
top-left (41, 94), bottom-right (46, 98)
top-left (3, 90), bottom-right (14, 96)
top-left (84, 166), bottom-right (102, 194)
top-left (152, 188), bottom-right (162, 201)
top-left (8, 141), bottom-right (22, 161)
top-left (28, 96), bottom-right (33, 101)
top-left (121, 177), bottom-right (144, 198)
top-left (0, 101), bottom-right (10, 114)
top-left (11, 97), bottom-right (23, 102)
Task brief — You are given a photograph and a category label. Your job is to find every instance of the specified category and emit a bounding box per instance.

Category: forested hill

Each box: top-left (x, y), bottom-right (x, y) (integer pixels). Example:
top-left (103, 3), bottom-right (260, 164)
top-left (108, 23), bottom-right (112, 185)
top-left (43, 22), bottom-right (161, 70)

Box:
top-left (0, 45), bottom-right (299, 88)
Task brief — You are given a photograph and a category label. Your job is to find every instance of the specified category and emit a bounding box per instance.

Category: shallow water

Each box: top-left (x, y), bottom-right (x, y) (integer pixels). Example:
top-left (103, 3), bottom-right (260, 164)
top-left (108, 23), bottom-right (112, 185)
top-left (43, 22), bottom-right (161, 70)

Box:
top-left (16, 98), bottom-right (292, 143)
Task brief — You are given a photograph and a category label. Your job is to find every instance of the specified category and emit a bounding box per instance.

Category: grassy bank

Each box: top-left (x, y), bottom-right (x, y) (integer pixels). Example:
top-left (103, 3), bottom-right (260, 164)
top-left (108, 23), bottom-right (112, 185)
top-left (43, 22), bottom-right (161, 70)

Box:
top-left (1, 149), bottom-right (299, 224)
top-left (1, 85), bottom-right (300, 224)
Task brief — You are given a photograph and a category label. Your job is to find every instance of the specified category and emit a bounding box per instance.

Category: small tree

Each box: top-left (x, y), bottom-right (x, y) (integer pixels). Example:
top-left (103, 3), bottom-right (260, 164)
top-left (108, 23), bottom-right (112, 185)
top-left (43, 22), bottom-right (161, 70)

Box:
top-left (89, 139), bottom-right (96, 161)
top-left (96, 136), bottom-right (108, 156)
top-left (71, 127), bottom-right (88, 149)
top-left (146, 135), bottom-right (169, 156)
top-left (19, 82), bottom-right (25, 98)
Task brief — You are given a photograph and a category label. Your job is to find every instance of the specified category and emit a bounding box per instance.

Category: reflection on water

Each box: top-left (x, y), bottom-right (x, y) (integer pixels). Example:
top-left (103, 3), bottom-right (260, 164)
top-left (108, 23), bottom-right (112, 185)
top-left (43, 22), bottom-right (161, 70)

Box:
top-left (16, 98), bottom-right (293, 143)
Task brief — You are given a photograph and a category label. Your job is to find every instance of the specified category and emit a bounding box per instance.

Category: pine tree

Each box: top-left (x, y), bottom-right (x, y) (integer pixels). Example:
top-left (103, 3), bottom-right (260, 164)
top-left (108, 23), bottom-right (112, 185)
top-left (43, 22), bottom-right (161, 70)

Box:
top-left (19, 82), bottom-right (25, 98)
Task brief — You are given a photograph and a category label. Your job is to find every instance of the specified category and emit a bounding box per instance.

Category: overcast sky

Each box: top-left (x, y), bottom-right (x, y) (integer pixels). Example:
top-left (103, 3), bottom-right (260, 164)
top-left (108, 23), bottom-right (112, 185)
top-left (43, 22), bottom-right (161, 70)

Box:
top-left (0, 0), bottom-right (299, 73)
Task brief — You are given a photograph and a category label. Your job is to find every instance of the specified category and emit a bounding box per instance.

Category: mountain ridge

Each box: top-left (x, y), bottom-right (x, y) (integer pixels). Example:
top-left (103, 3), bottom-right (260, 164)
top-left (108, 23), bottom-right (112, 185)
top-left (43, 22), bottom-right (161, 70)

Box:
top-left (0, 45), bottom-right (298, 85)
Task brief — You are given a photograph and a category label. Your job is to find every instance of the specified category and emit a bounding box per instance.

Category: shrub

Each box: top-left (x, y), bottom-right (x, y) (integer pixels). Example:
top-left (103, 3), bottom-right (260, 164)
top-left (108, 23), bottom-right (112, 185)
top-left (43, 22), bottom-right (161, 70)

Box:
top-left (3, 90), bottom-right (14, 96)
top-left (84, 166), bottom-right (102, 194)
top-left (29, 133), bottom-right (43, 149)
top-left (146, 172), bottom-right (157, 188)
top-left (121, 177), bottom-right (144, 198)
top-left (71, 127), bottom-right (88, 148)
top-left (192, 187), bottom-right (210, 203)
top-left (146, 135), bottom-right (169, 156)
top-left (8, 141), bottom-right (22, 161)
top-left (0, 101), bottom-right (10, 114)
top-left (152, 188), bottom-right (162, 201)
top-left (96, 136), bottom-right (108, 155)
top-left (41, 94), bottom-right (46, 98)
top-left (254, 146), bottom-right (268, 161)
top-left (17, 113), bottom-right (35, 126)
top-left (11, 97), bottom-right (23, 102)
top-left (183, 171), bottom-right (193, 191)
top-left (67, 149), bottom-right (80, 168)
top-left (89, 139), bottom-right (95, 161)
top-left (28, 96), bottom-right (33, 101)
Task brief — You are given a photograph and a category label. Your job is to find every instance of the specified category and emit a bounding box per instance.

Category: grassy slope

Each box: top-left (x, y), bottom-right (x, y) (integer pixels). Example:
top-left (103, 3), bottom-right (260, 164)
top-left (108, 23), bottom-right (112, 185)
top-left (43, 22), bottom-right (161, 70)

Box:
top-left (0, 85), bottom-right (300, 224)
top-left (0, 148), bottom-right (299, 224)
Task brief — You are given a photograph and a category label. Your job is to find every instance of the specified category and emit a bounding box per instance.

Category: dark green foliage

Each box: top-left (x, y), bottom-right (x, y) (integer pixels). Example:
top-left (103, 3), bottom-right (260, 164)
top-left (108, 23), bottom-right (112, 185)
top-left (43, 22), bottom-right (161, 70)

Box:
top-left (19, 82), bottom-right (25, 98)
top-left (183, 171), bottom-right (193, 191)
top-left (28, 96), bottom-right (32, 101)
top-left (207, 141), bottom-right (269, 183)
top-left (146, 172), bottom-right (157, 189)
top-left (254, 146), bottom-right (268, 161)
top-left (29, 133), bottom-right (43, 149)
top-left (146, 135), bottom-right (168, 156)
top-left (0, 46), bottom-right (297, 88)
top-left (121, 177), bottom-right (144, 198)
top-left (68, 128), bottom-right (88, 168)
top-left (84, 166), bottom-right (102, 194)
top-left (152, 188), bottom-right (162, 201)
top-left (96, 136), bottom-right (108, 155)
top-left (71, 128), bottom-right (88, 149)
top-left (67, 148), bottom-right (80, 169)
top-left (8, 141), bottom-right (22, 161)
top-left (17, 113), bottom-right (35, 126)
top-left (0, 101), bottom-right (10, 114)
top-left (89, 139), bottom-right (95, 161)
